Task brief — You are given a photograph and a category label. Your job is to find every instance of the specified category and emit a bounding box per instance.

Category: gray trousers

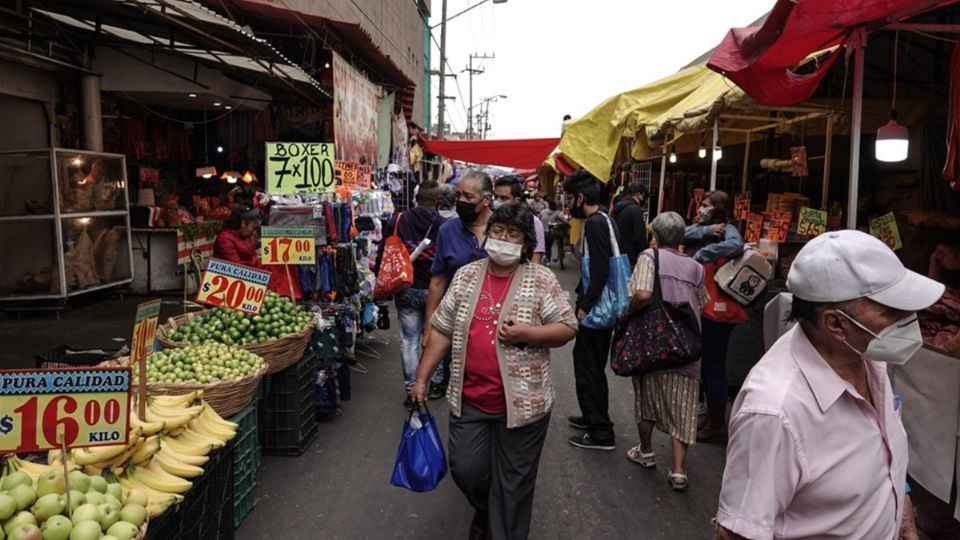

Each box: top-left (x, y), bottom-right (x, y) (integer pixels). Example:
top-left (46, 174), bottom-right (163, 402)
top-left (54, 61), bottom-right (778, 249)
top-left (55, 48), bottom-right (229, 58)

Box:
top-left (448, 401), bottom-right (550, 540)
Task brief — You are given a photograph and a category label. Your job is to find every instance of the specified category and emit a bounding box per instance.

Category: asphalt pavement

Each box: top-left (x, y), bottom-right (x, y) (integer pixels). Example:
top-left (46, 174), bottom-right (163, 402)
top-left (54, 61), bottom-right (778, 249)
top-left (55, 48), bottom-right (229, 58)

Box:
top-left (235, 263), bottom-right (727, 540)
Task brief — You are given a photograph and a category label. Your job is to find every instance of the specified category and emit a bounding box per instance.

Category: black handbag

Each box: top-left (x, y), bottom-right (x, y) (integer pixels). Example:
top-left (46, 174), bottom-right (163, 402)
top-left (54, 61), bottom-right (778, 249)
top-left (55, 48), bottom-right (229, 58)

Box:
top-left (610, 249), bottom-right (702, 376)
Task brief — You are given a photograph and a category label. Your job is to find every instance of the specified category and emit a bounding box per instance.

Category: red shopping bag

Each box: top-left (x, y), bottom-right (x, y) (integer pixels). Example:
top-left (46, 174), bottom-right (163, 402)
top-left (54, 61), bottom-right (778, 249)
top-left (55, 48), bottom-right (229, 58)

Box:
top-left (375, 213), bottom-right (414, 300)
top-left (702, 260), bottom-right (749, 324)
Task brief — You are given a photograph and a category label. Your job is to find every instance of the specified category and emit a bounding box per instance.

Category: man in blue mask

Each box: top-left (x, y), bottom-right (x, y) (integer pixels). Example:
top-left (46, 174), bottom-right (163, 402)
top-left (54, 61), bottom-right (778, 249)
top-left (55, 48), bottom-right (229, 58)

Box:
top-left (716, 230), bottom-right (944, 540)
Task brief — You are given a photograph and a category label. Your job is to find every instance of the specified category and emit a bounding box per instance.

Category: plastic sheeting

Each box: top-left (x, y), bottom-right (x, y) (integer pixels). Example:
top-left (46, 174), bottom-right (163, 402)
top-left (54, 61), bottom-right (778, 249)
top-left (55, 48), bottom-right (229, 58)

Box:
top-left (422, 138), bottom-right (559, 170)
top-left (707, 0), bottom-right (960, 107)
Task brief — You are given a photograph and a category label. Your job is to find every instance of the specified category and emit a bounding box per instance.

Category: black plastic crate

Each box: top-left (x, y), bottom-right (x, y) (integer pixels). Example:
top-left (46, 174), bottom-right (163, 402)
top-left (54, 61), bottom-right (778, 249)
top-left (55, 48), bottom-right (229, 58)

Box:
top-left (258, 353), bottom-right (319, 456)
top-left (145, 442), bottom-right (235, 540)
top-left (34, 344), bottom-right (121, 369)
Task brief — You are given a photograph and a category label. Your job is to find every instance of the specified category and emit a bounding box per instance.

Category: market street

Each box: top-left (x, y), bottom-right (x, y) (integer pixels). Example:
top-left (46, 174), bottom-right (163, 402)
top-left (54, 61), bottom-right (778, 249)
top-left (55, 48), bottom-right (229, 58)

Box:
top-left (235, 264), bottom-right (728, 540)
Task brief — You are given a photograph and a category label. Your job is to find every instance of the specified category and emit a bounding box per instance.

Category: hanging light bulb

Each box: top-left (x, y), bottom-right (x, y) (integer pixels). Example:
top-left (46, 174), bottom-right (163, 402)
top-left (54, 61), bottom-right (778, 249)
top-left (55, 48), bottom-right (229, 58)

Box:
top-left (713, 130), bottom-right (722, 161)
top-left (876, 32), bottom-right (908, 162)
top-left (241, 171), bottom-right (258, 184)
top-left (220, 170), bottom-right (241, 183)
top-left (698, 133), bottom-right (706, 159)
top-left (876, 112), bottom-right (909, 162)
top-left (669, 146), bottom-right (677, 164)
top-left (196, 166), bottom-right (217, 179)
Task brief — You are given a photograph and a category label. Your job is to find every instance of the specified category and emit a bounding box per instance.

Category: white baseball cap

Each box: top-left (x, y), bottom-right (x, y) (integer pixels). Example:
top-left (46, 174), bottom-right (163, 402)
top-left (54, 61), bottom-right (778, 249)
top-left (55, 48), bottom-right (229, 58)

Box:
top-left (787, 229), bottom-right (945, 311)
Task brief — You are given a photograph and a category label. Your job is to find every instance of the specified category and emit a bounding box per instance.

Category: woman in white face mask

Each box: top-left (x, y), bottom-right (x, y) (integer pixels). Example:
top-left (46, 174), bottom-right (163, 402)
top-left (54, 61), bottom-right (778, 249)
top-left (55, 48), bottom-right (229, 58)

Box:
top-left (410, 203), bottom-right (578, 540)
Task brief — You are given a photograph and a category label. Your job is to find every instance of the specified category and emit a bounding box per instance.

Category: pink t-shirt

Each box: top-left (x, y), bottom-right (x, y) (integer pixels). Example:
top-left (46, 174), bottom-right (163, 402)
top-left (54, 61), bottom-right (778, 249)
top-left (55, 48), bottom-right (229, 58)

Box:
top-left (462, 272), bottom-right (513, 414)
top-left (717, 325), bottom-right (907, 540)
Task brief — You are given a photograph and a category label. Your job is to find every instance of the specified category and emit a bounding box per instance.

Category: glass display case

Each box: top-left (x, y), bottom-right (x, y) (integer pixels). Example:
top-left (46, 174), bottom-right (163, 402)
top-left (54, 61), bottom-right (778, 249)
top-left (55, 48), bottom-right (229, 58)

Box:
top-left (0, 148), bottom-right (133, 301)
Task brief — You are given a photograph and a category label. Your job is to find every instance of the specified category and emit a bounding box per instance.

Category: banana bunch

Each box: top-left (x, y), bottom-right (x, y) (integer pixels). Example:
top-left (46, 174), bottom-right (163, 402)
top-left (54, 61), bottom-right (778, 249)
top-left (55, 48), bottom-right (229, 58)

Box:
top-left (4, 454), bottom-right (78, 484)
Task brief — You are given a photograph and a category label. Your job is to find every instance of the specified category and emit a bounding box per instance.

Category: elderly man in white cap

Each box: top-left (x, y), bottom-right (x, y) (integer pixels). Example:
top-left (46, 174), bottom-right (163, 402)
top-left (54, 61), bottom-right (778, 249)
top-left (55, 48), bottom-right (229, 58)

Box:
top-left (715, 230), bottom-right (944, 540)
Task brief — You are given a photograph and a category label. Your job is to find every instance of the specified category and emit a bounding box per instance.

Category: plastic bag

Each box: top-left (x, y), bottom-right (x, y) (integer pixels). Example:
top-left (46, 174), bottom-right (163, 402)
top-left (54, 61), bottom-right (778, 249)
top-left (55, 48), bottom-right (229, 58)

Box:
top-left (580, 214), bottom-right (631, 329)
top-left (390, 405), bottom-right (447, 492)
top-left (374, 213), bottom-right (414, 299)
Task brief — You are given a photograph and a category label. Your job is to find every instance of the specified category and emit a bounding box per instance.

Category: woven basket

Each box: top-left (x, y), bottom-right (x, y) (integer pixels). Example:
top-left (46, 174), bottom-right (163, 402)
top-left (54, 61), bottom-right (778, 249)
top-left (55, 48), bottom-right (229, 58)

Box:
top-left (135, 520), bottom-right (148, 540)
top-left (108, 356), bottom-right (268, 418)
top-left (157, 311), bottom-right (314, 375)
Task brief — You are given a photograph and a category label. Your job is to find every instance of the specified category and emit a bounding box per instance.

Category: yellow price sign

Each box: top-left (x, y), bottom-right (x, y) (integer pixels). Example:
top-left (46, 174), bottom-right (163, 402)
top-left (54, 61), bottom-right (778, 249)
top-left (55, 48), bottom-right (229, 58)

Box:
top-left (196, 258), bottom-right (271, 314)
top-left (266, 142), bottom-right (336, 194)
top-left (870, 212), bottom-right (903, 251)
top-left (260, 226), bottom-right (316, 265)
top-left (130, 299), bottom-right (160, 367)
top-left (0, 367), bottom-right (131, 453)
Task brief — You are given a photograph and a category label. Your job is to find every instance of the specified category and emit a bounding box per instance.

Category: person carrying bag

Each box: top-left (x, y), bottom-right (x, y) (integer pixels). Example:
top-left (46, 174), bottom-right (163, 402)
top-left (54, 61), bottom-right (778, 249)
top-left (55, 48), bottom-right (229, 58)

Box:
top-left (579, 212), bottom-right (632, 330)
top-left (375, 212), bottom-right (415, 300)
top-left (390, 403), bottom-right (447, 492)
top-left (616, 212), bottom-right (707, 492)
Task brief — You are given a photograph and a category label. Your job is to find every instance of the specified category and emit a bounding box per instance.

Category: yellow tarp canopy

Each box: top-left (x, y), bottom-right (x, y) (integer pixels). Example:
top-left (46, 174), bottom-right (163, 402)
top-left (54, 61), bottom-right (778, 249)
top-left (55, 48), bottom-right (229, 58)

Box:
top-left (557, 65), bottom-right (749, 182)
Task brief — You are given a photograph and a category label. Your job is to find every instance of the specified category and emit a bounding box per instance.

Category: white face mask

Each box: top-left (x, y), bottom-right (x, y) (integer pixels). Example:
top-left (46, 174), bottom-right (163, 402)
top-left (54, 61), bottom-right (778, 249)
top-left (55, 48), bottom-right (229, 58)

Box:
top-left (838, 311), bottom-right (924, 365)
top-left (486, 238), bottom-right (523, 266)
top-left (438, 209), bottom-right (457, 219)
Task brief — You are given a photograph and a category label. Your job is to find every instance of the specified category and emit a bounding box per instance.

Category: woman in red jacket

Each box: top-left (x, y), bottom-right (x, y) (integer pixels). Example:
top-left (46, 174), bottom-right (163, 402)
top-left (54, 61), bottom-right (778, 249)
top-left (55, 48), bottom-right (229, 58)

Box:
top-left (214, 207), bottom-right (261, 266)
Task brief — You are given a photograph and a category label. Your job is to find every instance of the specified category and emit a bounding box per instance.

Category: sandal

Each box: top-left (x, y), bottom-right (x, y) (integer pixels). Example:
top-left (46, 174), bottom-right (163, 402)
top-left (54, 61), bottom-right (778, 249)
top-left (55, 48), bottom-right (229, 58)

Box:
top-left (668, 470), bottom-right (688, 492)
top-left (626, 445), bottom-right (656, 468)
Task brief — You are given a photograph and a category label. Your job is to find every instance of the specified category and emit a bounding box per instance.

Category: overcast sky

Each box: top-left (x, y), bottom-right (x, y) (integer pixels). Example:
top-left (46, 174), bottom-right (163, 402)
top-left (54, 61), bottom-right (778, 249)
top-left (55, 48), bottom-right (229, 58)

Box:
top-left (428, 0), bottom-right (772, 139)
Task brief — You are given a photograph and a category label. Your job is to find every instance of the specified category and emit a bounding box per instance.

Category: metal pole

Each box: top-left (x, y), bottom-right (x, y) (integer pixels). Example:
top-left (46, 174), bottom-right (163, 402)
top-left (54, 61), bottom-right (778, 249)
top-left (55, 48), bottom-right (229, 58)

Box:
top-left (740, 131), bottom-right (751, 193)
top-left (468, 55), bottom-right (473, 138)
top-left (709, 116), bottom-right (719, 191)
top-left (657, 144), bottom-right (667, 214)
top-left (437, 0), bottom-right (448, 139)
top-left (848, 28), bottom-right (866, 229)
top-left (81, 75), bottom-right (103, 151)
top-left (822, 114), bottom-right (835, 210)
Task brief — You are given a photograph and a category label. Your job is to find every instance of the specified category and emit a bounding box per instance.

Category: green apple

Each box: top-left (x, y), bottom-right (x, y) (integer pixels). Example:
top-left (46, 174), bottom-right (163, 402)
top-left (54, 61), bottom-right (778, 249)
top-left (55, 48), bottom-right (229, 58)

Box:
top-left (8, 486), bottom-right (35, 512)
top-left (104, 522), bottom-right (137, 540)
top-left (103, 485), bottom-right (121, 503)
top-left (100, 537), bottom-right (118, 540)
top-left (30, 494), bottom-right (65, 523)
top-left (39, 515), bottom-right (71, 540)
top-left (1, 472), bottom-right (31, 492)
top-left (101, 495), bottom-right (121, 513)
top-left (64, 492), bottom-right (83, 515)
top-left (3, 512), bottom-right (37, 536)
top-left (68, 504), bottom-right (98, 526)
top-left (117, 504), bottom-right (145, 528)
top-left (0, 493), bottom-right (17, 521)
top-left (66, 521), bottom-right (98, 540)
top-left (34, 472), bottom-right (65, 498)
top-left (85, 478), bottom-right (105, 495)
top-left (96, 504), bottom-right (118, 531)
top-left (121, 490), bottom-right (146, 509)
top-left (77, 492), bottom-right (101, 508)
top-left (64, 473), bottom-right (88, 496)
top-left (6, 523), bottom-right (39, 540)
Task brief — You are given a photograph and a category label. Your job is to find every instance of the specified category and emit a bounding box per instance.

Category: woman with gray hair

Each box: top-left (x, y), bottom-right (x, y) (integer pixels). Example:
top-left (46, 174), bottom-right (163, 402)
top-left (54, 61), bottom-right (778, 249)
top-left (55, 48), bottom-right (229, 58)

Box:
top-left (624, 211), bottom-right (707, 492)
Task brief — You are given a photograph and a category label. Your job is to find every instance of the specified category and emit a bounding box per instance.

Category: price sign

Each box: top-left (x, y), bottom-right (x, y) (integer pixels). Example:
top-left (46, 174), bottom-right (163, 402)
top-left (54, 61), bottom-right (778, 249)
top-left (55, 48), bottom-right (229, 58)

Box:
top-left (744, 213), bottom-right (764, 244)
top-left (734, 192), bottom-right (751, 221)
top-left (0, 367), bottom-right (131, 453)
top-left (335, 160), bottom-right (360, 187)
top-left (797, 207), bottom-right (827, 237)
top-left (260, 226), bottom-right (316, 265)
top-left (359, 165), bottom-right (373, 188)
top-left (130, 299), bottom-right (160, 367)
top-left (763, 211), bottom-right (792, 243)
top-left (266, 142), bottom-right (336, 194)
top-left (196, 258), bottom-right (271, 314)
top-left (870, 212), bottom-right (903, 251)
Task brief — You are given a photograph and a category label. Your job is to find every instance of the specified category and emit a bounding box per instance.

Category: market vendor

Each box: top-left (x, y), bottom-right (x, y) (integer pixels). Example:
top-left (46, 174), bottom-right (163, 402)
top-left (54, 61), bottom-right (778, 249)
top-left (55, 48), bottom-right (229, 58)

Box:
top-left (214, 207), bottom-right (261, 266)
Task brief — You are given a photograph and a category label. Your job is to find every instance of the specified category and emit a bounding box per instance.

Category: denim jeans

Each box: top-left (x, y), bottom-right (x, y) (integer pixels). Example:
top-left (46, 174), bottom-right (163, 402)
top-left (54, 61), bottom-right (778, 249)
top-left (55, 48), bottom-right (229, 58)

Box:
top-left (395, 288), bottom-right (444, 391)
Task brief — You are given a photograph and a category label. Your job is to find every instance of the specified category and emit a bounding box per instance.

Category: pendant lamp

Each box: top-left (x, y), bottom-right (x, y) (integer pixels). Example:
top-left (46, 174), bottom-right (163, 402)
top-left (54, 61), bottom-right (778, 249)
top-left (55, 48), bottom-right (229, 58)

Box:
top-left (876, 31), bottom-right (909, 162)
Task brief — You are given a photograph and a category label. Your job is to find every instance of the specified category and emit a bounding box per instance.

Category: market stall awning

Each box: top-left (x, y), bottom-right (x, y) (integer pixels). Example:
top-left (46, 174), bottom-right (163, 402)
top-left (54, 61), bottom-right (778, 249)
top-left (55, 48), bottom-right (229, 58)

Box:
top-left (706, 0), bottom-right (960, 106)
top-left (557, 65), bottom-right (748, 182)
top-left (422, 138), bottom-right (560, 170)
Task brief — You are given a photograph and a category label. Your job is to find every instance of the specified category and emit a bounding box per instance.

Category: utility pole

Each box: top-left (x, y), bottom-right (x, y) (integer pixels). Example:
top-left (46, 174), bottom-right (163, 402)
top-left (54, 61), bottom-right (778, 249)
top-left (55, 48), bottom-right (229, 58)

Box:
top-left (437, 0), bottom-right (448, 139)
top-left (466, 52), bottom-right (494, 139)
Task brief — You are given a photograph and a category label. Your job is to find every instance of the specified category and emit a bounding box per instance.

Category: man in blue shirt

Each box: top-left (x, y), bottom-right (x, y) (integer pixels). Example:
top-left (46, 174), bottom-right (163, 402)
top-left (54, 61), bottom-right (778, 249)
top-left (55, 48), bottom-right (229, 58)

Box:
top-left (422, 169), bottom-right (494, 397)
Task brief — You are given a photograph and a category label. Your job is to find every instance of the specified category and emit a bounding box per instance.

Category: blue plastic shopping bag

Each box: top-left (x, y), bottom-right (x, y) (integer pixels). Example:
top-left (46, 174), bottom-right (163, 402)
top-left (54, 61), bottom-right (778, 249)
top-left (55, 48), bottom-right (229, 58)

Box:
top-left (390, 405), bottom-right (447, 492)
top-left (580, 213), bottom-right (631, 329)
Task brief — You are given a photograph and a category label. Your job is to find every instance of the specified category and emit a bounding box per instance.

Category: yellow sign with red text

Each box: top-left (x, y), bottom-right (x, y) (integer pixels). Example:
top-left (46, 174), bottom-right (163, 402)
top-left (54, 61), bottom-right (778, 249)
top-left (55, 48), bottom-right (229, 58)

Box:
top-left (130, 299), bottom-right (160, 367)
top-left (196, 258), bottom-right (270, 314)
top-left (0, 367), bottom-right (131, 453)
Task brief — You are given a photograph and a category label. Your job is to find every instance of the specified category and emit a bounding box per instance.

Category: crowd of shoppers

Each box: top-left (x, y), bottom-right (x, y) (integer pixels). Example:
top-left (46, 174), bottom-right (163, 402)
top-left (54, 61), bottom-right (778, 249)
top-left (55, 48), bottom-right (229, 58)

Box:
top-left (389, 167), bottom-right (932, 540)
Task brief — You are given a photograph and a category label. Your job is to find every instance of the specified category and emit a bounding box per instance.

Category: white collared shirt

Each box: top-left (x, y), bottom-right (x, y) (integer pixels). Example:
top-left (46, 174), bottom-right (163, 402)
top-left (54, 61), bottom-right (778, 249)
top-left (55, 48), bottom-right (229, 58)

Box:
top-left (717, 325), bottom-right (908, 540)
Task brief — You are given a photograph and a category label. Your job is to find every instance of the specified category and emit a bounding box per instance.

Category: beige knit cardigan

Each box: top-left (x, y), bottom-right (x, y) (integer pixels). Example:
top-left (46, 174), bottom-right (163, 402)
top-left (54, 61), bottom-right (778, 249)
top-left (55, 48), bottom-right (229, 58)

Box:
top-left (431, 259), bottom-right (578, 428)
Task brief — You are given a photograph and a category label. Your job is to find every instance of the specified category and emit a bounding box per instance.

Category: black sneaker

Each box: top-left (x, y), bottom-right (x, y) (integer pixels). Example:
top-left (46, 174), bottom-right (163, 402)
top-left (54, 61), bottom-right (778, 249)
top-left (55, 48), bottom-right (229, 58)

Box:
top-left (567, 415), bottom-right (589, 429)
top-left (568, 433), bottom-right (615, 451)
top-left (428, 383), bottom-right (446, 400)
top-left (468, 510), bottom-right (489, 540)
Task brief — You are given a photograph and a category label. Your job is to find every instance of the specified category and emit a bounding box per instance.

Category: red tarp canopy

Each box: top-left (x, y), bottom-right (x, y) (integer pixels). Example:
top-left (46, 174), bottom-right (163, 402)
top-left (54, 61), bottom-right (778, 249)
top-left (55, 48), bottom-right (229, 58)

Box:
top-left (707, 0), bottom-right (960, 106)
top-left (422, 138), bottom-right (560, 170)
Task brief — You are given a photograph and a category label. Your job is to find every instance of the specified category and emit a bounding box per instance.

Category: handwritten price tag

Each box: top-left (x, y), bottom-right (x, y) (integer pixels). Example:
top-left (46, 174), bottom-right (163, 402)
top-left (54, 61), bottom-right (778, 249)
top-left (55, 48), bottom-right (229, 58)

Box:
top-left (196, 258), bottom-right (271, 314)
top-left (260, 226), bottom-right (316, 265)
top-left (130, 299), bottom-right (160, 367)
top-left (869, 212), bottom-right (903, 251)
top-left (797, 207), bottom-right (827, 237)
top-left (335, 160), bottom-right (360, 187)
top-left (266, 142), bottom-right (336, 194)
top-left (0, 367), bottom-right (131, 453)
